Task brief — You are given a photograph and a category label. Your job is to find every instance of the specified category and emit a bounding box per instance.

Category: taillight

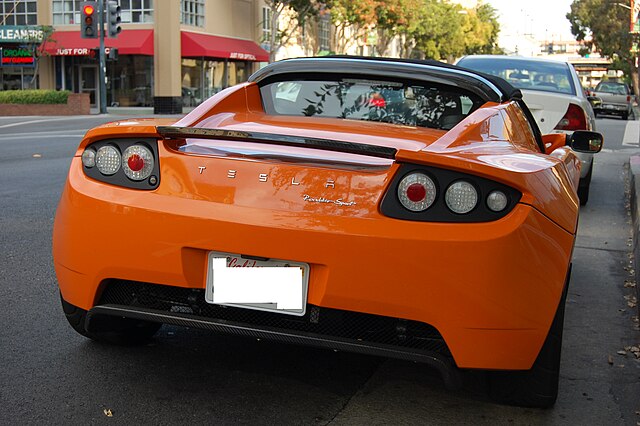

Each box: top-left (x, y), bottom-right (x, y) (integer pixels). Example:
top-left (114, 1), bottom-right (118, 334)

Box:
top-left (95, 145), bottom-right (121, 175)
top-left (122, 145), bottom-right (154, 181)
top-left (81, 139), bottom-right (160, 190)
top-left (627, 95), bottom-right (631, 102)
top-left (445, 181), bottom-right (478, 214)
top-left (554, 103), bottom-right (588, 131)
top-left (381, 165), bottom-right (522, 223)
top-left (397, 172), bottom-right (436, 212)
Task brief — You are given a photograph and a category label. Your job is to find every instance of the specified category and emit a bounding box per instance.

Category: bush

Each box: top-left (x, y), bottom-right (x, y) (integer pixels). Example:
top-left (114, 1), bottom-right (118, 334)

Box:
top-left (0, 90), bottom-right (70, 104)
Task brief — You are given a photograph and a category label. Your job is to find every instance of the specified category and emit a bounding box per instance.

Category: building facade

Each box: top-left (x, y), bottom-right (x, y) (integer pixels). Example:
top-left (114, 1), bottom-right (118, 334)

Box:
top-left (1, 0), bottom-right (271, 113)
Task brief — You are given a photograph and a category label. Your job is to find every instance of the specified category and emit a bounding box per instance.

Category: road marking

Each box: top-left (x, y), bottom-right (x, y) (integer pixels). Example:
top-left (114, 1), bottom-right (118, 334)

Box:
top-left (622, 120), bottom-right (640, 146)
top-left (0, 116), bottom-right (96, 129)
top-left (0, 134), bottom-right (84, 140)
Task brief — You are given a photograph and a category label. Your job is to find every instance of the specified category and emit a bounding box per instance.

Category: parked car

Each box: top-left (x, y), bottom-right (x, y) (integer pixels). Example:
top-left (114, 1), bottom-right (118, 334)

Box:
top-left (590, 80), bottom-right (634, 120)
top-left (54, 57), bottom-right (602, 408)
top-left (457, 55), bottom-right (597, 204)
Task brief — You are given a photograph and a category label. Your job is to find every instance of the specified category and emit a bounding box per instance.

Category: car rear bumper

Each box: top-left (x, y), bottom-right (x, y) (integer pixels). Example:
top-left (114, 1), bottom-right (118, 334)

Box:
top-left (54, 159), bottom-right (576, 371)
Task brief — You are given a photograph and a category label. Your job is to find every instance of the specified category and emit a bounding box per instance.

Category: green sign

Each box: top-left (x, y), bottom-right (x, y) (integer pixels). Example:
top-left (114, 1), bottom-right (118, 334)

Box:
top-left (0, 26), bottom-right (45, 43)
top-left (1, 47), bottom-right (35, 67)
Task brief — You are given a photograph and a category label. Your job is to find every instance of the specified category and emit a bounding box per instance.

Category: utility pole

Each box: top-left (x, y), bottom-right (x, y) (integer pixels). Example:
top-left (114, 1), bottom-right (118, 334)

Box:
top-left (98, 0), bottom-right (107, 114)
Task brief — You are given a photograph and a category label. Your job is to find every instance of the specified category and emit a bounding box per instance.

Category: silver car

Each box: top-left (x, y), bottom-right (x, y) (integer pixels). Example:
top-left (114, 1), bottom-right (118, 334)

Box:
top-left (456, 55), bottom-right (597, 205)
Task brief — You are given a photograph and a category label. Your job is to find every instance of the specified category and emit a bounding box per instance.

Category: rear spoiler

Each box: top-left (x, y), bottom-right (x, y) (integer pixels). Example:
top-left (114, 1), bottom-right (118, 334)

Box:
top-left (156, 126), bottom-right (397, 160)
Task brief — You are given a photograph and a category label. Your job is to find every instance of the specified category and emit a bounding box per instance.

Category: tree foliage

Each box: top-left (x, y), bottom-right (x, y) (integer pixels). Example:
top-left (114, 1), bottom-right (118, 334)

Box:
top-left (264, 0), bottom-right (322, 62)
top-left (326, 0), bottom-right (501, 60)
top-left (567, 0), bottom-right (638, 89)
top-left (269, 0), bottom-right (501, 62)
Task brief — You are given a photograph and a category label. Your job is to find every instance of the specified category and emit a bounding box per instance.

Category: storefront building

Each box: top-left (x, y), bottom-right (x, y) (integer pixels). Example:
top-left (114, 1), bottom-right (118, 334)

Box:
top-left (2, 0), bottom-right (269, 113)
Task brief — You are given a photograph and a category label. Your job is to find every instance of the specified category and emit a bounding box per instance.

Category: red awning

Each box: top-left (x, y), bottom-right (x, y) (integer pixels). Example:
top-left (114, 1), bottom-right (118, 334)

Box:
top-left (181, 31), bottom-right (268, 62)
top-left (43, 29), bottom-right (154, 56)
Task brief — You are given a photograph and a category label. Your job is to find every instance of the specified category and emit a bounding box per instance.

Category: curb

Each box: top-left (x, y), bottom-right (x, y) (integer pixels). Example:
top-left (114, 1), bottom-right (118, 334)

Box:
top-left (629, 155), bottom-right (640, 317)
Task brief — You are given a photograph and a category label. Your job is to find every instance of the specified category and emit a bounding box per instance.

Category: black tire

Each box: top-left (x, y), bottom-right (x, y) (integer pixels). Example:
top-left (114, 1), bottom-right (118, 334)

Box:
top-left (61, 295), bottom-right (161, 345)
top-left (622, 112), bottom-right (629, 120)
top-left (487, 286), bottom-right (567, 408)
top-left (577, 161), bottom-right (593, 206)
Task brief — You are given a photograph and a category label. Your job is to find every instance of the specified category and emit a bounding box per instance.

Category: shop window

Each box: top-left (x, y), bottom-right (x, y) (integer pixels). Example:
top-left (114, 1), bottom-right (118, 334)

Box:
top-left (181, 0), bottom-right (204, 27)
top-left (108, 55), bottom-right (153, 107)
top-left (0, 67), bottom-right (37, 90)
top-left (2, 0), bottom-right (37, 25)
top-left (120, 0), bottom-right (154, 23)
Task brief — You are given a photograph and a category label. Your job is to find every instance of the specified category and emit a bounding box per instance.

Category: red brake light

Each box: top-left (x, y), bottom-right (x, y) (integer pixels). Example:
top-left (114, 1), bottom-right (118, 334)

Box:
top-left (554, 103), bottom-right (588, 131)
top-left (627, 95), bottom-right (631, 102)
top-left (406, 183), bottom-right (427, 202)
top-left (83, 5), bottom-right (95, 15)
top-left (127, 154), bottom-right (144, 171)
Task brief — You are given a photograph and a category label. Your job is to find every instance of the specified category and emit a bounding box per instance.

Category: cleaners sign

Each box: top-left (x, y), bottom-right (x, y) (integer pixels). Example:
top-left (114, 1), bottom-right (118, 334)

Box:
top-left (0, 26), bottom-right (45, 43)
top-left (0, 47), bottom-right (35, 66)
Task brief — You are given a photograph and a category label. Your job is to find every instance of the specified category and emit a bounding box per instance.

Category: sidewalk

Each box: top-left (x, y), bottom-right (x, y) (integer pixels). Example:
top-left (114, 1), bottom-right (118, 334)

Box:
top-left (90, 106), bottom-right (196, 115)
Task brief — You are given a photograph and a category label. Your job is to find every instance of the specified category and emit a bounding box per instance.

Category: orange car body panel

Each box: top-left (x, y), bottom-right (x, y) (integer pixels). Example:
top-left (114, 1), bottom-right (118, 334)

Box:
top-left (54, 81), bottom-right (581, 371)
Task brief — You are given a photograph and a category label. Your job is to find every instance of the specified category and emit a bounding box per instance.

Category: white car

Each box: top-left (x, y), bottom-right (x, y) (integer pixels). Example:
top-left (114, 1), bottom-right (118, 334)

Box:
top-left (456, 55), bottom-right (597, 205)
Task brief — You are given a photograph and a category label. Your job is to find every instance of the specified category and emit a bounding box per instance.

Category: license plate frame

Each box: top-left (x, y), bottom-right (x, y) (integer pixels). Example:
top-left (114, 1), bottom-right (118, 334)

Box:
top-left (204, 251), bottom-right (310, 316)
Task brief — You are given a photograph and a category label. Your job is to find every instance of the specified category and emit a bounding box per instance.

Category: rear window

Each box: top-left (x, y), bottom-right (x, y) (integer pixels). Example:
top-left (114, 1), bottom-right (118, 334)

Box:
top-left (594, 82), bottom-right (629, 95)
top-left (259, 78), bottom-right (484, 131)
top-left (457, 57), bottom-right (576, 96)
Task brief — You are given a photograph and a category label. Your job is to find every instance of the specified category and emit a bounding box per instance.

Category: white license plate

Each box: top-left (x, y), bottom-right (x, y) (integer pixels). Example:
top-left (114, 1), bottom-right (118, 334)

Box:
top-left (204, 251), bottom-right (309, 316)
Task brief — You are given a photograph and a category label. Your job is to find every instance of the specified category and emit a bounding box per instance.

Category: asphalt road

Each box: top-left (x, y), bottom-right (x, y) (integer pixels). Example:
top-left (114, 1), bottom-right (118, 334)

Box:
top-left (1, 114), bottom-right (639, 425)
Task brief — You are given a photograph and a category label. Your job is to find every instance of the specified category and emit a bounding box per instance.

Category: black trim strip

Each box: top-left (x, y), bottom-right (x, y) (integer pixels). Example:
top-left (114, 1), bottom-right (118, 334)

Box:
top-left (88, 304), bottom-right (462, 390)
top-left (156, 126), bottom-right (397, 160)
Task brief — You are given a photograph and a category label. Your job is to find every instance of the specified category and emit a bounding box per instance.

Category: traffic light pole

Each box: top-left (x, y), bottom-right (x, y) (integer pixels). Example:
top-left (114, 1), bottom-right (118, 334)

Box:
top-left (98, 0), bottom-right (107, 114)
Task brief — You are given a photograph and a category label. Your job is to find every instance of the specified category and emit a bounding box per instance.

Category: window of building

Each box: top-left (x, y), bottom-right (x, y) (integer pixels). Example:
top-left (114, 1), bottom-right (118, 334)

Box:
top-left (52, 1), bottom-right (81, 25)
top-left (53, 0), bottom-right (153, 25)
top-left (262, 6), bottom-right (271, 48)
top-left (318, 14), bottom-right (330, 52)
top-left (181, 0), bottom-right (204, 27)
top-left (120, 0), bottom-right (154, 23)
top-left (2, 0), bottom-right (38, 25)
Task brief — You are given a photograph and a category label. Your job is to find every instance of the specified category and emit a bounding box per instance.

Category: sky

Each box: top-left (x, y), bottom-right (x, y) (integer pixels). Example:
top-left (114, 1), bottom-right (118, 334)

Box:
top-left (483, 0), bottom-right (576, 42)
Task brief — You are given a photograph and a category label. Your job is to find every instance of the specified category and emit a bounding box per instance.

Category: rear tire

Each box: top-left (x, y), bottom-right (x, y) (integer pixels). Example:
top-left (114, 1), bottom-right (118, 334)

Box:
top-left (487, 285), bottom-right (567, 408)
top-left (622, 112), bottom-right (629, 120)
top-left (61, 295), bottom-right (161, 345)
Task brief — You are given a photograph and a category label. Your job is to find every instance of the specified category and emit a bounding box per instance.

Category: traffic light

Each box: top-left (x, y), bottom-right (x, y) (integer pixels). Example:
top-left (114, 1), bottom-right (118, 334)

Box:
top-left (80, 1), bottom-right (98, 39)
top-left (107, 1), bottom-right (122, 38)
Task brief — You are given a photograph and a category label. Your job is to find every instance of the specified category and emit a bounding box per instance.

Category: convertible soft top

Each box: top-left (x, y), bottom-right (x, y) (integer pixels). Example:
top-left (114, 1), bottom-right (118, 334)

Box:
top-left (249, 56), bottom-right (522, 104)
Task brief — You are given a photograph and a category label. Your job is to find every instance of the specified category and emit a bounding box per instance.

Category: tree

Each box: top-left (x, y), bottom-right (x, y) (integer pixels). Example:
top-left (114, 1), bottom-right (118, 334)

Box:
top-left (324, 0), bottom-right (379, 54)
top-left (463, 3), bottom-right (502, 55)
top-left (567, 0), bottom-right (638, 92)
top-left (264, 0), bottom-right (322, 62)
top-left (21, 25), bottom-right (55, 88)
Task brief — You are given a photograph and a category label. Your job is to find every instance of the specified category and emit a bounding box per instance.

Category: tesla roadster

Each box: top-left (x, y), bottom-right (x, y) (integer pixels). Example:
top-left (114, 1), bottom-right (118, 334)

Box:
top-left (53, 57), bottom-right (602, 408)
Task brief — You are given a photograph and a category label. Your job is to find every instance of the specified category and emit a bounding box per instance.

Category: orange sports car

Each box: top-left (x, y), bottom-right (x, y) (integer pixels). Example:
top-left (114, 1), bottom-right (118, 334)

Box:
top-left (53, 57), bottom-right (602, 408)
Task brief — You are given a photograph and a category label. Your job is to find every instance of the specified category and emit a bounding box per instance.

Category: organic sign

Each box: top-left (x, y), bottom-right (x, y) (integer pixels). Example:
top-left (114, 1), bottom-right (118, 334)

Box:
top-left (1, 47), bottom-right (35, 66)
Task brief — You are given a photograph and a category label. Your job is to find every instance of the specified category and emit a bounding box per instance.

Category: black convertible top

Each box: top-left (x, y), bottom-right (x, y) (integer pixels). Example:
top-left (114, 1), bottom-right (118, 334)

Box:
top-left (249, 56), bottom-right (522, 104)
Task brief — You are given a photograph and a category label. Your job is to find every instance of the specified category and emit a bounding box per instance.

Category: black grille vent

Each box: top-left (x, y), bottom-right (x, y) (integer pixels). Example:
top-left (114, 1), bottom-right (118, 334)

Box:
top-left (98, 279), bottom-right (451, 357)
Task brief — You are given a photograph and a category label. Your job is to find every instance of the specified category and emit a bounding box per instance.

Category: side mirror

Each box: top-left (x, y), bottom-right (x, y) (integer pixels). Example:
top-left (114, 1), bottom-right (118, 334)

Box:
top-left (568, 130), bottom-right (603, 153)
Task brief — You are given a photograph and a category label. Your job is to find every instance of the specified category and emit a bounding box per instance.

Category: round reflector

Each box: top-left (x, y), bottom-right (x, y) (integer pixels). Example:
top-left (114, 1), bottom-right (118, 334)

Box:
top-left (81, 148), bottom-right (96, 168)
top-left (95, 145), bottom-right (121, 175)
top-left (487, 190), bottom-right (508, 212)
top-left (397, 173), bottom-right (436, 212)
top-left (445, 181), bottom-right (478, 214)
top-left (122, 145), bottom-right (154, 181)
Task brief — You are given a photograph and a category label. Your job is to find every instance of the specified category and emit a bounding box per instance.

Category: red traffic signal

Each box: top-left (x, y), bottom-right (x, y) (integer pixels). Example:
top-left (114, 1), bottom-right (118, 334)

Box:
top-left (80, 1), bottom-right (98, 39)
